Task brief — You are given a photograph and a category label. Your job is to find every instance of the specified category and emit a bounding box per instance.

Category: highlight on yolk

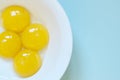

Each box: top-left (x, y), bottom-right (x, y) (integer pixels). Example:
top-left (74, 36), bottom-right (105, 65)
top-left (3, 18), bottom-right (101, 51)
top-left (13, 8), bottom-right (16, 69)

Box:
top-left (0, 31), bottom-right (21, 58)
top-left (2, 5), bottom-right (30, 32)
top-left (14, 49), bottom-right (42, 77)
top-left (21, 23), bottom-right (49, 51)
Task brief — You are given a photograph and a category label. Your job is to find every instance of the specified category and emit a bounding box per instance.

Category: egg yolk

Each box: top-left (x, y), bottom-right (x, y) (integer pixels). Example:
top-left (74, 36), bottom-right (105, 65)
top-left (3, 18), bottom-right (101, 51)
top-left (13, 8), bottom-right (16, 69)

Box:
top-left (14, 49), bottom-right (42, 77)
top-left (0, 31), bottom-right (21, 58)
top-left (21, 24), bottom-right (49, 50)
top-left (2, 5), bottom-right (30, 32)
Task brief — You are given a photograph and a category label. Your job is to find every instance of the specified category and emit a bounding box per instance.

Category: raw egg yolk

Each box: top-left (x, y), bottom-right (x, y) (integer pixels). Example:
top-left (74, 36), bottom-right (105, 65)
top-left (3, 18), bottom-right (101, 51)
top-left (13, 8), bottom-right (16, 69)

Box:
top-left (21, 24), bottom-right (49, 50)
top-left (0, 31), bottom-right (21, 58)
top-left (2, 5), bottom-right (30, 32)
top-left (14, 49), bottom-right (42, 77)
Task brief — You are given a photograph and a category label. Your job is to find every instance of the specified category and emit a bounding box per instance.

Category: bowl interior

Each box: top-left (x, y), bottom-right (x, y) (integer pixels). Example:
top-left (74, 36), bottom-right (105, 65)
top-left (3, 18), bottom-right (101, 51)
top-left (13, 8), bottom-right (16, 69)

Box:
top-left (0, 0), bottom-right (72, 80)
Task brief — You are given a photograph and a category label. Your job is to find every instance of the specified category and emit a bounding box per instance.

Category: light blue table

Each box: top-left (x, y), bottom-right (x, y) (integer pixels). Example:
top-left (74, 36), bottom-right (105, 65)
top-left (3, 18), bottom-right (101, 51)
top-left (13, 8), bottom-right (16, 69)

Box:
top-left (59, 0), bottom-right (120, 80)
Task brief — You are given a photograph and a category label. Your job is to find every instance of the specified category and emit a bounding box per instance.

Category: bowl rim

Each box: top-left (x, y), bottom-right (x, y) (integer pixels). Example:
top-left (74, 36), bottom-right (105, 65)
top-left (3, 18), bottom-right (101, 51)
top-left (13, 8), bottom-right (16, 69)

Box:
top-left (50, 1), bottom-right (73, 80)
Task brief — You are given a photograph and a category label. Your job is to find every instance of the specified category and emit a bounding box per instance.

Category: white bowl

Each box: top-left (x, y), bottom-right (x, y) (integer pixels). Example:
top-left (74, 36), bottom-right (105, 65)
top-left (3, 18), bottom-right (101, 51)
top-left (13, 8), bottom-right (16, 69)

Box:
top-left (0, 0), bottom-right (73, 80)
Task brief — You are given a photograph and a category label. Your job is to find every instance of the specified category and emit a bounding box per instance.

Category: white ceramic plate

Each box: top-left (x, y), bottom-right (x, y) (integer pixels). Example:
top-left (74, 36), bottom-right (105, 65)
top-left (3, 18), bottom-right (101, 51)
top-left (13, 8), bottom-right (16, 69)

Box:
top-left (0, 0), bottom-right (73, 80)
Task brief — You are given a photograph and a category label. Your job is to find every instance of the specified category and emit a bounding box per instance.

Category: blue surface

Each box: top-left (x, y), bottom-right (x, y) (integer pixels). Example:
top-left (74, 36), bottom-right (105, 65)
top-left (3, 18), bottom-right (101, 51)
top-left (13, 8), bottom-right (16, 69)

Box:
top-left (59, 0), bottom-right (120, 80)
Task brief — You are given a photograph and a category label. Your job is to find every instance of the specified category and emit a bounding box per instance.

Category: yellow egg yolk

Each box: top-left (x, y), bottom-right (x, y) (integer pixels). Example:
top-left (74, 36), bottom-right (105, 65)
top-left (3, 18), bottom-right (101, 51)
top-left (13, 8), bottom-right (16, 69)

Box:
top-left (14, 49), bottom-right (42, 77)
top-left (21, 24), bottom-right (49, 51)
top-left (0, 31), bottom-right (21, 58)
top-left (2, 5), bottom-right (30, 32)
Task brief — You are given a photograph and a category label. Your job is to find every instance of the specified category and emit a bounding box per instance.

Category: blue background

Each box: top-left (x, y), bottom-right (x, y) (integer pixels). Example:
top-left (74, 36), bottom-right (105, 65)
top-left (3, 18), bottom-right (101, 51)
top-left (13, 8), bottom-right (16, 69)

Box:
top-left (59, 0), bottom-right (120, 80)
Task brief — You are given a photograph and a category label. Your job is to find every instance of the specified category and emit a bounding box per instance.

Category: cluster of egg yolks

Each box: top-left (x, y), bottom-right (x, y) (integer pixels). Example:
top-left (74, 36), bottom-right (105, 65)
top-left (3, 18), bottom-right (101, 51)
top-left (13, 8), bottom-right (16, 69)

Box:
top-left (21, 24), bottom-right (49, 51)
top-left (2, 5), bottom-right (30, 33)
top-left (0, 31), bottom-right (21, 58)
top-left (14, 49), bottom-right (42, 77)
top-left (0, 5), bottom-right (49, 77)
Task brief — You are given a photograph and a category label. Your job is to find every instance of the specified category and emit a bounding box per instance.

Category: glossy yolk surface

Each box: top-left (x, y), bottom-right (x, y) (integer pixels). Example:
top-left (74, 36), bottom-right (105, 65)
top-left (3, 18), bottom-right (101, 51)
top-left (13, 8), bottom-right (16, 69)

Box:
top-left (0, 31), bottom-right (21, 58)
top-left (21, 23), bottom-right (49, 50)
top-left (2, 5), bottom-right (30, 32)
top-left (14, 49), bottom-right (42, 77)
